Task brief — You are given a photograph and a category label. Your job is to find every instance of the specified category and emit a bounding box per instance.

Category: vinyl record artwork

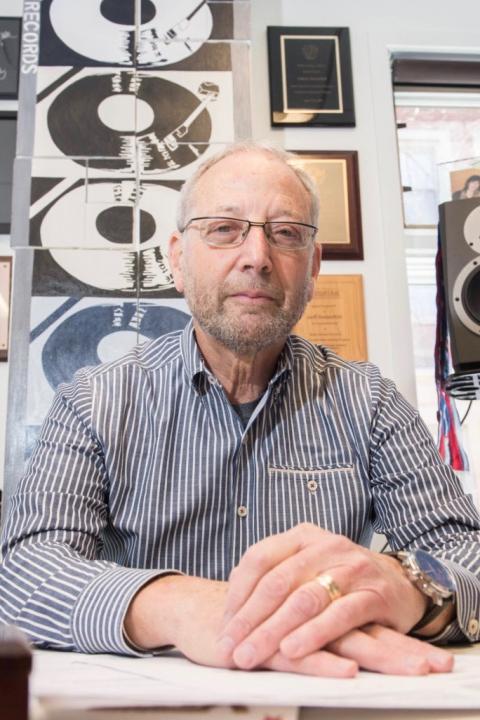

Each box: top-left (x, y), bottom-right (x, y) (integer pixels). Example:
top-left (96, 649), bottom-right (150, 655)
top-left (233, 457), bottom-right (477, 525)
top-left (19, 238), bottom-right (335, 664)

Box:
top-left (3, 0), bottom-right (251, 511)
top-left (28, 177), bottom-right (181, 249)
top-left (33, 67), bottom-right (235, 176)
top-left (26, 295), bottom-right (190, 427)
top-left (31, 245), bottom-right (179, 298)
top-left (28, 179), bottom-right (181, 296)
top-left (39, 0), bottom-right (238, 68)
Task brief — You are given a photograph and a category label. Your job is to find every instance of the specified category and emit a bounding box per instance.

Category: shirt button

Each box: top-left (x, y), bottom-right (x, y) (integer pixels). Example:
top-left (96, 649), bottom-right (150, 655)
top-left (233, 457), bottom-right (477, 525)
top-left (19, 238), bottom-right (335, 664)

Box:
top-left (468, 618), bottom-right (479, 636)
top-left (237, 505), bottom-right (248, 518)
top-left (307, 479), bottom-right (318, 492)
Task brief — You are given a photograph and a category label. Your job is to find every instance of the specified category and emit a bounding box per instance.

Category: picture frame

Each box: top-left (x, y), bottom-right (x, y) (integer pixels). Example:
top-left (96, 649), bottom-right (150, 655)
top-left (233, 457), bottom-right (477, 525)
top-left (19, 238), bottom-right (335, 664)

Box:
top-left (0, 256), bottom-right (12, 361)
top-left (293, 274), bottom-right (367, 360)
top-left (289, 150), bottom-right (363, 260)
top-left (0, 112), bottom-right (17, 235)
top-left (267, 26), bottom-right (355, 127)
top-left (449, 167), bottom-right (480, 200)
top-left (0, 17), bottom-right (22, 99)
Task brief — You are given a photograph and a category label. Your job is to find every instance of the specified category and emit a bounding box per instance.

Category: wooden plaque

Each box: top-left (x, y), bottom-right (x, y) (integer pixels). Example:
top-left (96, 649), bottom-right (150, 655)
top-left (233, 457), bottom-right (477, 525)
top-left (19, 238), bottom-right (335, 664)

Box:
top-left (294, 274), bottom-right (367, 361)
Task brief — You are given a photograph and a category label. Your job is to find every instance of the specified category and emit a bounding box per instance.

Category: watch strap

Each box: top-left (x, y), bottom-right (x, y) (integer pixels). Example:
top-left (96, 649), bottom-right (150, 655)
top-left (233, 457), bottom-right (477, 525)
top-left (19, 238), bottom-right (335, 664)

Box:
top-left (410, 599), bottom-right (449, 633)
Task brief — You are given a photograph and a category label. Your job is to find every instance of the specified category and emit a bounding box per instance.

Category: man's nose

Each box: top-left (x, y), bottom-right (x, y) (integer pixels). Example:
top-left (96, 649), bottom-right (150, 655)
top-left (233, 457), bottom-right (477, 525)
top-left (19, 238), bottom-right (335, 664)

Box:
top-left (238, 223), bottom-right (273, 272)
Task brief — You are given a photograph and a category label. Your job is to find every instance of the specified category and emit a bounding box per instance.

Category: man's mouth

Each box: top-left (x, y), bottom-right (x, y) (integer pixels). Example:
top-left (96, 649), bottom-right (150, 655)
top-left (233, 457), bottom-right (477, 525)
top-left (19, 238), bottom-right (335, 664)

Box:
top-left (229, 291), bottom-right (277, 304)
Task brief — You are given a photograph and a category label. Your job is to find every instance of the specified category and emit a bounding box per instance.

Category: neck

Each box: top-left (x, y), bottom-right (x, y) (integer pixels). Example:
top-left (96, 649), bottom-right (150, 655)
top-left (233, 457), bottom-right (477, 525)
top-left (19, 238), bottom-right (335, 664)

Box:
top-left (193, 323), bottom-right (285, 404)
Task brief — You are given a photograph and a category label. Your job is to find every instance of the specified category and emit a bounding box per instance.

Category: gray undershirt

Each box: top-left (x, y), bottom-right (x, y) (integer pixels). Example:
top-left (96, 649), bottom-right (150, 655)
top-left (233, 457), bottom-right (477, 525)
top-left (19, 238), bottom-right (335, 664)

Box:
top-left (232, 398), bottom-right (261, 427)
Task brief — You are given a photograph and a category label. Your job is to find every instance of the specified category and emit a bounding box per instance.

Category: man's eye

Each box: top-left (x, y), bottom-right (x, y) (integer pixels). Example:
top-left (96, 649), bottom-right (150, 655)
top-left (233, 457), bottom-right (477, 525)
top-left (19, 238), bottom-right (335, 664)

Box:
top-left (272, 224), bottom-right (301, 240)
top-left (206, 221), bottom-right (243, 237)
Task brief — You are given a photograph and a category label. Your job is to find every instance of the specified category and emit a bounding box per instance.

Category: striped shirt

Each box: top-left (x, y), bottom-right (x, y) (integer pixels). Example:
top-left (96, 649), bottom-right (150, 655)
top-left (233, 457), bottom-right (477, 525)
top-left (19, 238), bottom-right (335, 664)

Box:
top-left (1, 321), bottom-right (480, 654)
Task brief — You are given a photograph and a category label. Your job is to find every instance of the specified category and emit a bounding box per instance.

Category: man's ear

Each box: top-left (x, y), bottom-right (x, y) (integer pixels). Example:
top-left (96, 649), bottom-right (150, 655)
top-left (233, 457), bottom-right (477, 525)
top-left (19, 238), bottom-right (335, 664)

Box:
top-left (168, 231), bottom-right (185, 294)
top-left (307, 243), bottom-right (321, 302)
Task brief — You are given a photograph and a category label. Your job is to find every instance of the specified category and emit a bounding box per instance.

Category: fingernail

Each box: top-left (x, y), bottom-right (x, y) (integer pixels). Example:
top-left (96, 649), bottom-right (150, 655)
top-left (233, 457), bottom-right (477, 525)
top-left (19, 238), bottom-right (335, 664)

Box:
top-left (234, 642), bottom-right (256, 668)
top-left (428, 652), bottom-right (454, 671)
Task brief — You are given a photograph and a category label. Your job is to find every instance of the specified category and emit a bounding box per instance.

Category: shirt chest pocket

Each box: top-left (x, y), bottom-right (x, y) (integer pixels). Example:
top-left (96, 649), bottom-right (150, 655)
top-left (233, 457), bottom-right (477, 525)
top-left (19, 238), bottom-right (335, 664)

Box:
top-left (264, 465), bottom-right (367, 541)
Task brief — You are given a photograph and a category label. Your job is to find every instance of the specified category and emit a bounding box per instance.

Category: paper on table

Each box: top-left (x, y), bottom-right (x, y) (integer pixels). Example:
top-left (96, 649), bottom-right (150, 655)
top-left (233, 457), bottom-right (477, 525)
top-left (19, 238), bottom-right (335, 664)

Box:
top-left (31, 649), bottom-right (480, 711)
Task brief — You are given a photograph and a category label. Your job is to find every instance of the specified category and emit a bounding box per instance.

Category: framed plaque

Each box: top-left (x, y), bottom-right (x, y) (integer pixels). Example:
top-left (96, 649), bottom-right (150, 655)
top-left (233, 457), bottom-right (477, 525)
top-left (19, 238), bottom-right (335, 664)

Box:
top-left (289, 151), bottom-right (363, 260)
top-left (267, 26), bottom-right (355, 127)
top-left (0, 18), bottom-right (22, 99)
top-left (293, 274), bottom-right (367, 361)
top-left (0, 256), bottom-right (12, 361)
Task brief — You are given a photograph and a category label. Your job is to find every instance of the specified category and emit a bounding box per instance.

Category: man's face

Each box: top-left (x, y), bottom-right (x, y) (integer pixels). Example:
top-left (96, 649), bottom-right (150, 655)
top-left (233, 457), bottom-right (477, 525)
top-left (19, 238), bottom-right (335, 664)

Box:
top-left (169, 151), bottom-right (321, 356)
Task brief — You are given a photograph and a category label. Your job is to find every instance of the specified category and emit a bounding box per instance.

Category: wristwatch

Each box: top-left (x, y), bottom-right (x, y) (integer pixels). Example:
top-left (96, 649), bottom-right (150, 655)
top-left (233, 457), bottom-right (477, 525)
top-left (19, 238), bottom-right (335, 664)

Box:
top-left (390, 549), bottom-right (457, 633)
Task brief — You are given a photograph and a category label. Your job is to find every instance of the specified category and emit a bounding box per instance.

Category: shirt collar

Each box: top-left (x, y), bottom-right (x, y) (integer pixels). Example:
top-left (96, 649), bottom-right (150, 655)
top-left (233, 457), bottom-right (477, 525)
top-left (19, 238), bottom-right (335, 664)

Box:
top-left (180, 319), bottom-right (294, 394)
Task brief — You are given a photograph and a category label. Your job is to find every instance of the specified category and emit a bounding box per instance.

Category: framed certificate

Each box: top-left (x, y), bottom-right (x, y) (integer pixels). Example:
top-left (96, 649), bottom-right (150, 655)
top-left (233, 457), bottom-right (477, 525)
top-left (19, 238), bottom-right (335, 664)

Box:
top-left (293, 274), bottom-right (367, 361)
top-left (289, 150), bottom-right (363, 260)
top-left (0, 256), bottom-right (12, 361)
top-left (267, 26), bottom-right (355, 127)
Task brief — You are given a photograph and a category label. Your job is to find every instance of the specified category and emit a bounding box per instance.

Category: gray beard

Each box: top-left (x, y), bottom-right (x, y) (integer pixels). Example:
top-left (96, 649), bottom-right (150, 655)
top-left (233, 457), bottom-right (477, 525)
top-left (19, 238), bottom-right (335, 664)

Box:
top-left (181, 270), bottom-right (312, 356)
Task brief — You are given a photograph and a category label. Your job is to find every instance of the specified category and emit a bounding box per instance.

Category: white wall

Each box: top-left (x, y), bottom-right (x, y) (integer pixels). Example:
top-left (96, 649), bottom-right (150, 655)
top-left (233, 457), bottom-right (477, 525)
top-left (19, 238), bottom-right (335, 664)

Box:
top-left (251, 0), bottom-right (480, 405)
top-left (0, 0), bottom-right (22, 490)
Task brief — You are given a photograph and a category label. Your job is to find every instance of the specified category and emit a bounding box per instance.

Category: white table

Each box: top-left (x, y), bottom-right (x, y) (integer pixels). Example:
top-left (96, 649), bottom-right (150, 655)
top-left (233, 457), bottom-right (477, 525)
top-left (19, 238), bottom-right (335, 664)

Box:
top-left (31, 644), bottom-right (480, 720)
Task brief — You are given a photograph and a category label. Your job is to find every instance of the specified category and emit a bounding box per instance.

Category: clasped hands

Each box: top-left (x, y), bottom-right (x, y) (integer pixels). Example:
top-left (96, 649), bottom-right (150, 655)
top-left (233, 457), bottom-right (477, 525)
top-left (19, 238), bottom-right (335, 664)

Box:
top-left (125, 523), bottom-right (454, 677)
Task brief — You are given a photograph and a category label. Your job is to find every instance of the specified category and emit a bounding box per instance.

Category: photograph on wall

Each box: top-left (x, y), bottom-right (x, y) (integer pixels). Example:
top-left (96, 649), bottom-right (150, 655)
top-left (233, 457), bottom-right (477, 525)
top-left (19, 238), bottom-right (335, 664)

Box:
top-left (293, 274), bottom-right (367, 361)
top-left (289, 150), bottom-right (363, 260)
top-left (267, 26), bottom-right (355, 127)
top-left (450, 168), bottom-right (480, 200)
top-left (0, 256), bottom-right (12, 360)
top-left (32, 67), bottom-right (235, 178)
top-left (39, 0), bottom-right (239, 69)
top-left (0, 17), bottom-right (21, 98)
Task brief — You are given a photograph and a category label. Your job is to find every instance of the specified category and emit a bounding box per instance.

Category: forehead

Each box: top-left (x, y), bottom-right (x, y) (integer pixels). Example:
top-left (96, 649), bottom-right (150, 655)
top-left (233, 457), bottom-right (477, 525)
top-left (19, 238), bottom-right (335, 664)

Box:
top-left (190, 151), bottom-right (311, 215)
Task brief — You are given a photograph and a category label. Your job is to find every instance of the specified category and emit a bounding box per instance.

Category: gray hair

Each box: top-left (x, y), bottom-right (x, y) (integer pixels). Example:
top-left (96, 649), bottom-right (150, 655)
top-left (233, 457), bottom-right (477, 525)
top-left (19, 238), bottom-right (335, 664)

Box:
top-left (176, 141), bottom-right (320, 232)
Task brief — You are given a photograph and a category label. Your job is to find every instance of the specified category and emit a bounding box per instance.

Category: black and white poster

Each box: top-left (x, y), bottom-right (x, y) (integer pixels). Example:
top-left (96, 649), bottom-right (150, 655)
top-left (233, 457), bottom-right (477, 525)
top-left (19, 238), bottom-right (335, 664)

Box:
top-left (33, 67), bottom-right (234, 177)
top-left (2, 0), bottom-right (251, 509)
top-left (39, 0), bottom-right (240, 68)
top-left (25, 294), bottom-right (190, 448)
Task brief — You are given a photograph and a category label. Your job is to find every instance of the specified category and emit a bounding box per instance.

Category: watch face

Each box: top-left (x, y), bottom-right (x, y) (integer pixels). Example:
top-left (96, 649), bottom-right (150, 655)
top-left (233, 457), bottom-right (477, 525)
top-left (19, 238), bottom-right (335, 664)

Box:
top-left (415, 549), bottom-right (457, 592)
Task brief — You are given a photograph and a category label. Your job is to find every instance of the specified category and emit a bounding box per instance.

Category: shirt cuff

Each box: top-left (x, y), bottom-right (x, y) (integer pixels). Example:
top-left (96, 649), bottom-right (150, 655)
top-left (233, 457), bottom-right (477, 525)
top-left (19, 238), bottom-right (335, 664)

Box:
top-left (425, 557), bottom-right (480, 644)
top-left (71, 566), bottom-right (182, 655)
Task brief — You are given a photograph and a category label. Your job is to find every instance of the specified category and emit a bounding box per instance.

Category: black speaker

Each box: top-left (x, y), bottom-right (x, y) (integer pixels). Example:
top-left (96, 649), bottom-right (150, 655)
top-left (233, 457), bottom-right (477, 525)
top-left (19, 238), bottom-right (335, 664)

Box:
top-left (439, 197), bottom-right (480, 373)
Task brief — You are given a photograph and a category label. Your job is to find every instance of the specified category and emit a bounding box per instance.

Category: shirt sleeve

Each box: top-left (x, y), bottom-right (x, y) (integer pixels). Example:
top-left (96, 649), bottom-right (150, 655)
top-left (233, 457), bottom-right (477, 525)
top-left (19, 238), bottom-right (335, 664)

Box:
top-left (367, 367), bottom-right (480, 644)
top-left (0, 369), bottom-right (177, 655)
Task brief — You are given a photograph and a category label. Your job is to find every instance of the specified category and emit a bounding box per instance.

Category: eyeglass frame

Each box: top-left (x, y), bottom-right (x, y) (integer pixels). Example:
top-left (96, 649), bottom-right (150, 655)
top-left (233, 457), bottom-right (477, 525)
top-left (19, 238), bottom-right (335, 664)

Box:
top-left (181, 216), bottom-right (318, 251)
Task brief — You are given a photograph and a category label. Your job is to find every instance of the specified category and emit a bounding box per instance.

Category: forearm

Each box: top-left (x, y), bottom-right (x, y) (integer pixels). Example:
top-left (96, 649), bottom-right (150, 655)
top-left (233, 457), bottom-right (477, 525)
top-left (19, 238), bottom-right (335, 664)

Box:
top-left (0, 540), bottom-right (169, 654)
top-left (124, 574), bottom-right (189, 649)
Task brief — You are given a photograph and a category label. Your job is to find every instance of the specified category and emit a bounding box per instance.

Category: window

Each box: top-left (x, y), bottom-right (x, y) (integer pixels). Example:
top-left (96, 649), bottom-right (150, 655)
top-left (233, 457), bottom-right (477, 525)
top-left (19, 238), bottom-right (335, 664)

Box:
top-left (392, 57), bottom-right (480, 504)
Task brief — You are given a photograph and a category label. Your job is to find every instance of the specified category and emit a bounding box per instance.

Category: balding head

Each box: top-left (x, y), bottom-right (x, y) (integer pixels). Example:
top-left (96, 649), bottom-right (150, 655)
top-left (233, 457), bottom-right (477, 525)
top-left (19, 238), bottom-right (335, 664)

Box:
top-left (176, 141), bottom-right (320, 233)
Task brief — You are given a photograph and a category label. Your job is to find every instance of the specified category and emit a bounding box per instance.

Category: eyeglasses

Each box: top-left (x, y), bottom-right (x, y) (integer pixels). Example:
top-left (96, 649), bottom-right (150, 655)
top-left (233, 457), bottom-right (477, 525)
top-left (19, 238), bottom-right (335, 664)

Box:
top-left (182, 216), bottom-right (317, 251)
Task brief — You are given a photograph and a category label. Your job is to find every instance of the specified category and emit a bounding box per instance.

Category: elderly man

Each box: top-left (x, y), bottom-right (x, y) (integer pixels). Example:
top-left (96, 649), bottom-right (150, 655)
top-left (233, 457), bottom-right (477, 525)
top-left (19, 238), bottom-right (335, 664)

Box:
top-left (1, 143), bottom-right (480, 678)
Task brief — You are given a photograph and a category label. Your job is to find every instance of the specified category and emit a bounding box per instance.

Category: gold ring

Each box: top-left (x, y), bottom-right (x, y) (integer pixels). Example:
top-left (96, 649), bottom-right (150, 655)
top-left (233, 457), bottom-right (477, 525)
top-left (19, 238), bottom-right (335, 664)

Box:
top-left (315, 573), bottom-right (342, 603)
